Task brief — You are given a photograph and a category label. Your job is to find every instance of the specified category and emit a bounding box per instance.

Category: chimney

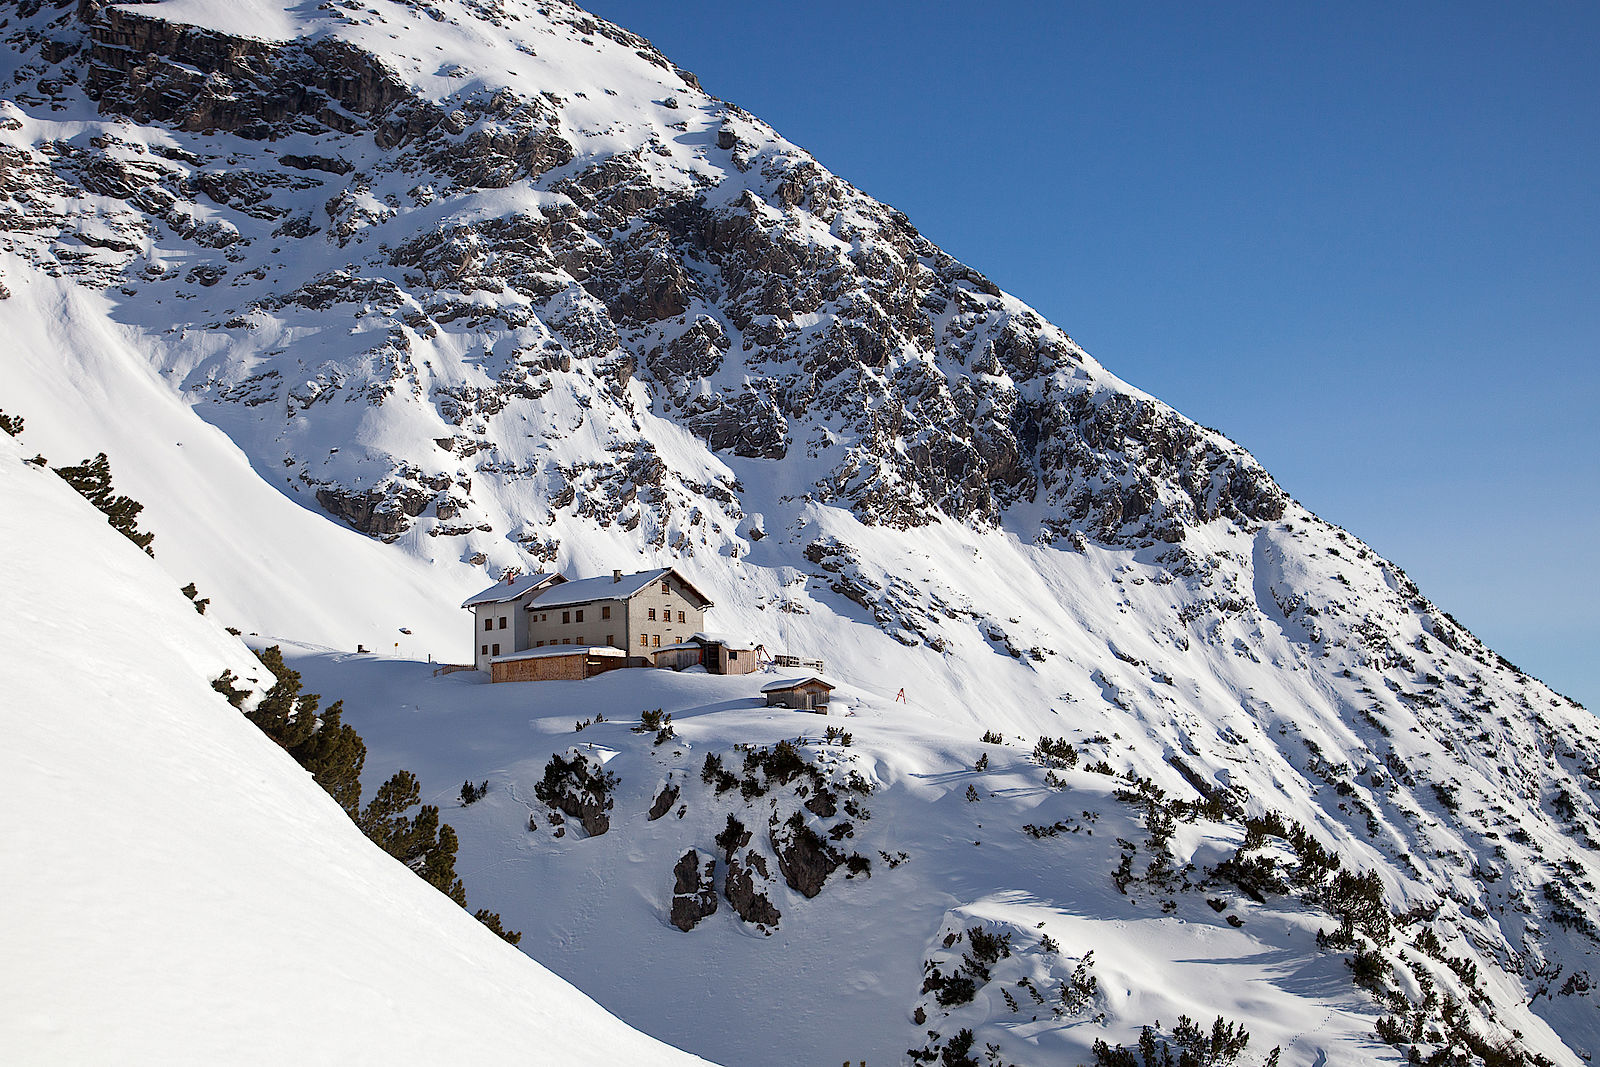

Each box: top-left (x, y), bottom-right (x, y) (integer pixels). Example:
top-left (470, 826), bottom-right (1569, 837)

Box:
top-left (612, 569), bottom-right (622, 583)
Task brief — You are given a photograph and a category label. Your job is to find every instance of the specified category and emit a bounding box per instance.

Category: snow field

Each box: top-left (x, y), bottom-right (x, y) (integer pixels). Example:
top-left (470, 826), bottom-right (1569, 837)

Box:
top-left (284, 646), bottom-right (1486, 1066)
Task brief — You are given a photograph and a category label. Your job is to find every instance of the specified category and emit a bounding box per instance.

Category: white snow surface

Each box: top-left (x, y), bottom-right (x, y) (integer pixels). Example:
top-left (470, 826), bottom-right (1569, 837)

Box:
top-left (281, 646), bottom-right (1583, 1067)
top-left (0, 436), bottom-right (710, 1066)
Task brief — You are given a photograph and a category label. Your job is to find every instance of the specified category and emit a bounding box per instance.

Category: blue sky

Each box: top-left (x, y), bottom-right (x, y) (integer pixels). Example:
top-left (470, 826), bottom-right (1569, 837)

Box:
top-left (588, 1), bottom-right (1599, 710)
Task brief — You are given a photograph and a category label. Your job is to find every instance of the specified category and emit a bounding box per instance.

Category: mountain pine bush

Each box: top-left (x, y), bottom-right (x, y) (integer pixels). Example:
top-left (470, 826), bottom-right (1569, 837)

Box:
top-left (229, 647), bottom-right (520, 944)
top-left (1088, 1014), bottom-right (1272, 1067)
top-left (53, 452), bottom-right (154, 554)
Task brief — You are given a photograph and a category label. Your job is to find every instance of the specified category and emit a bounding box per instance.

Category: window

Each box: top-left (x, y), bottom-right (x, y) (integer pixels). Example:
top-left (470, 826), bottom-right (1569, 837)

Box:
top-left (491, 643), bottom-right (500, 656)
top-left (536, 640), bottom-right (545, 647)
top-left (662, 581), bottom-right (671, 594)
top-left (639, 634), bottom-right (649, 647)
top-left (648, 608), bottom-right (656, 620)
top-left (498, 616), bottom-right (507, 629)
top-left (562, 611), bottom-right (571, 624)
top-left (575, 609), bottom-right (584, 623)
top-left (601, 605), bottom-right (611, 619)
top-left (677, 611), bottom-right (685, 623)
top-left (483, 617), bottom-right (492, 632)
top-left (652, 634), bottom-right (660, 647)
top-left (606, 634), bottom-right (614, 646)
top-left (729, 650), bottom-right (739, 660)
top-left (481, 644), bottom-right (488, 655)
top-left (562, 638), bottom-right (571, 645)
top-left (576, 635), bottom-right (583, 644)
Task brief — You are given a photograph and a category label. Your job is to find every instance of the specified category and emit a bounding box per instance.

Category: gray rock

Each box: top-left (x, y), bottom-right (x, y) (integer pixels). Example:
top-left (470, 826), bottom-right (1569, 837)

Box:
top-left (669, 849), bottom-right (717, 932)
top-left (724, 850), bottom-right (780, 927)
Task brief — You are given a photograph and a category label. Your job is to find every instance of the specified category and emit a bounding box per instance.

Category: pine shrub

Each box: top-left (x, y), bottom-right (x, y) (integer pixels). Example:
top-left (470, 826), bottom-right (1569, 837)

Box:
top-left (1032, 736), bottom-right (1078, 769)
top-left (53, 452), bottom-right (154, 554)
top-left (1089, 1014), bottom-right (1267, 1067)
top-left (240, 647), bottom-right (512, 944)
top-left (210, 669), bottom-right (249, 709)
top-left (473, 908), bottom-right (523, 946)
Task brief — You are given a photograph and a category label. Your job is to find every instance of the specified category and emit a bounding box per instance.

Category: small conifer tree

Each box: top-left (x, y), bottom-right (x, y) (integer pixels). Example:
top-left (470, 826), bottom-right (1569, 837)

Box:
top-left (53, 452), bottom-right (154, 554)
top-left (210, 669), bottom-right (250, 709)
top-left (242, 646), bottom-right (522, 950)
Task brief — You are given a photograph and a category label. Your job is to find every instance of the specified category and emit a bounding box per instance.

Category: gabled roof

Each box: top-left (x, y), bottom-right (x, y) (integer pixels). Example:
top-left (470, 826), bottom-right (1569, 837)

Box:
top-left (760, 675), bottom-right (835, 693)
top-left (460, 572), bottom-right (564, 609)
top-left (526, 567), bottom-right (714, 610)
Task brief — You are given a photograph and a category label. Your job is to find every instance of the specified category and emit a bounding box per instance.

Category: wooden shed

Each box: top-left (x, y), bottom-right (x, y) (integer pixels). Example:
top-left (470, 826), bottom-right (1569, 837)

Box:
top-left (761, 675), bottom-right (835, 712)
top-left (652, 641), bottom-right (704, 672)
top-left (490, 645), bottom-right (627, 684)
top-left (652, 632), bottom-right (763, 675)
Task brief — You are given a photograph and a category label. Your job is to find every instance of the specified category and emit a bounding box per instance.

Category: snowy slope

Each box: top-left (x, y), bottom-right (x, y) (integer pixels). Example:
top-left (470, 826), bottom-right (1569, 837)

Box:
top-left (279, 645), bottom-right (1586, 1067)
top-left (0, 434), bottom-right (711, 1065)
top-left (0, 260), bottom-right (476, 656)
top-left (3, 1), bottom-right (1600, 1064)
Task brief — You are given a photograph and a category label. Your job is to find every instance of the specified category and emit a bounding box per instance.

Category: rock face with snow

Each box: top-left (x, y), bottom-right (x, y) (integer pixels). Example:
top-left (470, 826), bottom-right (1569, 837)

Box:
top-left (4, 1), bottom-right (1600, 1065)
top-left (4, 0), bottom-right (1280, 553)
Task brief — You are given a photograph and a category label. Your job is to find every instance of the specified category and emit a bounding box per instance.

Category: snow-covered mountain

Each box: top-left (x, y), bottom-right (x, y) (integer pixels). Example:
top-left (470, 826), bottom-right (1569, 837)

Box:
top-left (3, 1), bottom-right (1598, 1064)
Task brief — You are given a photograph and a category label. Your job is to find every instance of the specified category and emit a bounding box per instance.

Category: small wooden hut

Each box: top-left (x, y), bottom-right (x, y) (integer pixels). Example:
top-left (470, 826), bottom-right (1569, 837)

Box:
top-left (761, 675), bottom-right (835, 712)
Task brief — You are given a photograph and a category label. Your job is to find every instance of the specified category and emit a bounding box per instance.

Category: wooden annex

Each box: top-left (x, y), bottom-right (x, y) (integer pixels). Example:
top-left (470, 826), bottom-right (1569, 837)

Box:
top-left (489, 645), bottom-right (627, 684)
top-left (761, 675), bottom-right (835, 713)
top-left (651, 633), bottom-right (763, 675)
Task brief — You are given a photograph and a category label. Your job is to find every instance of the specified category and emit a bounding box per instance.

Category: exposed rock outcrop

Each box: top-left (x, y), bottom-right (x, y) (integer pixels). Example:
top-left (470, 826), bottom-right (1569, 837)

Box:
top-left (723, 850), bottom-right (780, 928)
top-left (668, 849), bottom-right (717, 932)
top-left (533, 751), bottom-right (616, 837)
top-left (770, 812), bottom-right (842, 899)
top-left (647, 781), bottom-right (679, 821)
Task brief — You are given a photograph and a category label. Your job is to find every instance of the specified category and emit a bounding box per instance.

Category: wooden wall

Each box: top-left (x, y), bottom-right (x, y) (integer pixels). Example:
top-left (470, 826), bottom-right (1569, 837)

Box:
top-left (764, 682), bottom-right (833, 711)
top-left (491, 652), bottom-right (629, 683)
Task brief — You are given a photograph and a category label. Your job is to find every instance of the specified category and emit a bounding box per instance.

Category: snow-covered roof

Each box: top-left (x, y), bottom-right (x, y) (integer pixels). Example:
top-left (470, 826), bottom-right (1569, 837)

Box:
top-left (690, 631), bottom-right (754, 650)
top-left (461, 572), bottom-right (563, 609)
top-left (526, 568), bottom-right (713, 610)
top-left (653, 633), bottom-right (754, 654)
top-left (760, 675), bottom-right (835, 693)
top-left (491, 645), bottom-right (626, 663)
